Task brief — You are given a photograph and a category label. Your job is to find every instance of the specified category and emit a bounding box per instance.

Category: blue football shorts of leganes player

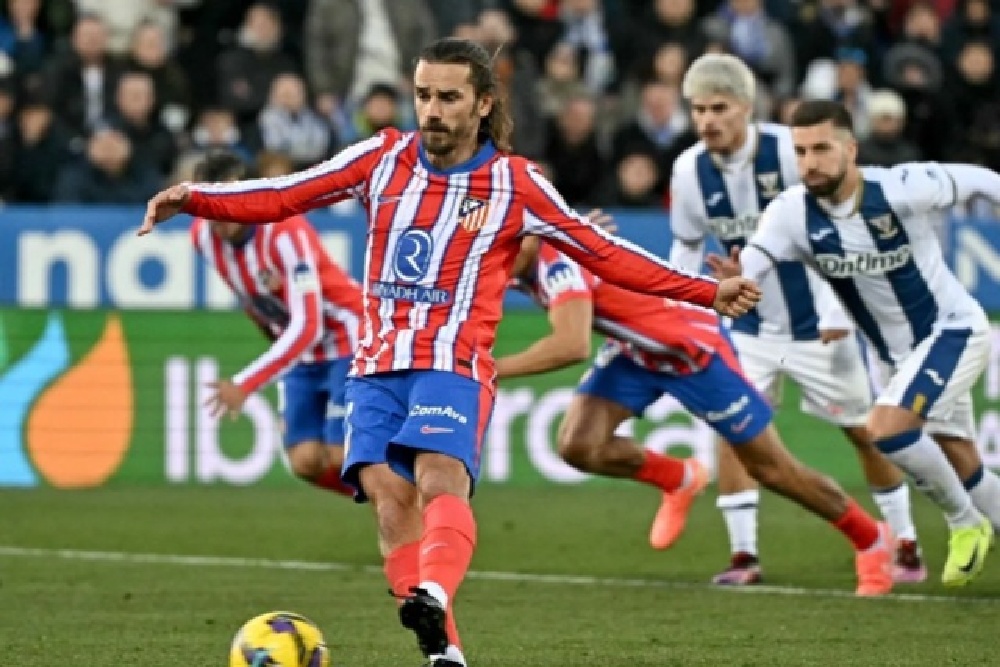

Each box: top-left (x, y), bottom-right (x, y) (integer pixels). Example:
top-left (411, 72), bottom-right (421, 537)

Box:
top-left (577, 336), bottom-right (773, 445)
top-left (341, 370), bottom-right (494, 502)
top-left (278, 357), bottom-right (352, 447)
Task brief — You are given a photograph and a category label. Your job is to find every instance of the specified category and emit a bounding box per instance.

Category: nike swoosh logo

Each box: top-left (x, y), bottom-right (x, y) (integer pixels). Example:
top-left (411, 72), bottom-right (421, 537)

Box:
top-left (421, 542), bottom-right (449, 556)
top-left (959, 546), bottom-right (981, 574)
top-left (810, 229), bottom-right (834, 241)
top-left (730, 414), bottom-right (753, 433)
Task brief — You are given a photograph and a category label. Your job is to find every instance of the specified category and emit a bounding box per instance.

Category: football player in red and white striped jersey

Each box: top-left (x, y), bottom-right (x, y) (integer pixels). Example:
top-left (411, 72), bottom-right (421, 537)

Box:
top-left (503, 234), bottom-right (895, 597)
top-left (192, 153), bottom-right (361, 497)
top-left (139, 39), bottom-right (761, 667)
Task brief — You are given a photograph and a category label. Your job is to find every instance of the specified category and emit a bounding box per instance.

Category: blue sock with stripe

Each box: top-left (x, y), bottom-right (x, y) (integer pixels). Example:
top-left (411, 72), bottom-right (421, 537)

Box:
top-left (875, 430), bottom-right (981, 529)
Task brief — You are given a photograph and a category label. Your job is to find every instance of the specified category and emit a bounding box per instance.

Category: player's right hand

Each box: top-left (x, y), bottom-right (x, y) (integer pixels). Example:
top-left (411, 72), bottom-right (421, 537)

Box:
top-left (137, 184), bottom-right (191, 236)
top-left (585, 208), bottom-right (618, 235)
top-left (713, 277), bottom-right (762, 318)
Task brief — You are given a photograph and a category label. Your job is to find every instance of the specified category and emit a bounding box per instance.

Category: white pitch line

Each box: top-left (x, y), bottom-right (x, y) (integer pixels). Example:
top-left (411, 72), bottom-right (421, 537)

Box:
top-left (0, 545), bottom-right (998, 605)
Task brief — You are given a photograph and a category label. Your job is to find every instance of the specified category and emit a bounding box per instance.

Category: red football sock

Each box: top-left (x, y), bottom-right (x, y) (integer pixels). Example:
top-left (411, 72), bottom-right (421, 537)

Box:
top-left (445, 605), bottom-right (462, 649)
top-left (310, 463), bottom-right (354, 497)
top-left (833, 500), bottom-right (880, 551)
top-left (419, 494), bottom-right (477, 607)
top-left (633, 450), bottom-right (688, 493)
top-left (384, 541), bottom-right (420, 598)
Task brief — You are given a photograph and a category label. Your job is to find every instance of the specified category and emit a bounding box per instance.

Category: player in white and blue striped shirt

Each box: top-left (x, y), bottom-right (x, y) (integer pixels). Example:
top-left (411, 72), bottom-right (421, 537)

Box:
top-left (742, 99), bottom-right (1000, 587)
top-left (667, 54), bottom-right (923, 585)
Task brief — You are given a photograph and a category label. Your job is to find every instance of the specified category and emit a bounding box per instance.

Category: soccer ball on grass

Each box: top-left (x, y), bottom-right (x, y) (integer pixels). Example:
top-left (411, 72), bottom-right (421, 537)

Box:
top-left (228, 611), bottom-right (331, 667)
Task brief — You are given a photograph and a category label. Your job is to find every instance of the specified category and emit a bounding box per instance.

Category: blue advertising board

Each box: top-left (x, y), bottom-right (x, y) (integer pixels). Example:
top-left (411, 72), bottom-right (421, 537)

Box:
top-left (2, 204), bottom-right (999, 310)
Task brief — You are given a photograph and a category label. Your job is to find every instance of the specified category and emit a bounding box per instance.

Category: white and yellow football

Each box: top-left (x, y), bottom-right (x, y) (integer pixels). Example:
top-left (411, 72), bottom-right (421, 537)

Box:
top-left (228, 611), bottom-right (331, 667)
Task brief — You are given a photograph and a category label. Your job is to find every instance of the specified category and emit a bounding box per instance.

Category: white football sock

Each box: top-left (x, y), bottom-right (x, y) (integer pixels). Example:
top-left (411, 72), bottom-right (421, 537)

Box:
top-left (965, 465), bottom-right (1000, 529)
top-left (878, 431), bottom-right (982, 529)
top-left (871, 483), bottom-right (917, 541)
top-left (418, 581), bottom-right (449, 609)
top-left (430, 645), bottom-right (467, 665)
top-left (717, 490), bottom-right (759, 556)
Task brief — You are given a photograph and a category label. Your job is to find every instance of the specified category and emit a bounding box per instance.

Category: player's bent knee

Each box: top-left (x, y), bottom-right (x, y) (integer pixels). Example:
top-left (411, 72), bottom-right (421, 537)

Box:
top-left (555, 415), bottom-right (606, 469)
top-left (286, 441), bottom-right (327, 480)
top-left (415, 452), bottom-right (471, 504)
top-left (867, 405), bottom-right (923, 443)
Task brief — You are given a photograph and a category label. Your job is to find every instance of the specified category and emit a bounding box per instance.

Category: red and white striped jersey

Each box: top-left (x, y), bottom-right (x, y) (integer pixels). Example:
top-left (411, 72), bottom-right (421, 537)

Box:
top-left (191, 214), bottom-right (362, 393)
top-left (181, 129), bottom-right (718, 390)
top-left (515, 244), bottom-right (729, 375)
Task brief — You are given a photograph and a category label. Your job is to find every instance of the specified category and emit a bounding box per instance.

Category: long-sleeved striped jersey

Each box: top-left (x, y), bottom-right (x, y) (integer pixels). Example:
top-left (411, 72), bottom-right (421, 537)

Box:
top-left (515, 243), bottom-right (728, 375)
top-left (191, 214), bottom-right (362, 393)
top-left (181, 129), bottom-right (719, 389)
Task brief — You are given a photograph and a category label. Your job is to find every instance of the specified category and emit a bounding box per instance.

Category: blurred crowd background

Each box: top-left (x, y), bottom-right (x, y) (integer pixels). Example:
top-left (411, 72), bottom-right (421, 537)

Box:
top-left (0, 0), bottom-right (998, 211)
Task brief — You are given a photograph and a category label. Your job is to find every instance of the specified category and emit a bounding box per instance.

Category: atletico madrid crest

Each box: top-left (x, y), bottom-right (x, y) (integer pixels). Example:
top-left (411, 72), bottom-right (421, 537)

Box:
top-left (458, 196), bottom-right (490, 232)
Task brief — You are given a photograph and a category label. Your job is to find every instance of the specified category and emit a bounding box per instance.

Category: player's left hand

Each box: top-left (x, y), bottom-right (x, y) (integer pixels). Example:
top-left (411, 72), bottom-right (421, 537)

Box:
top-left (138, 183), bottom-right (191, 236)
top-left (205, 379), bottom-right (247, 420)
top-left (705, 246), bottom-right (742, 279)
top-left (713, 277), bottom-right (762, 318)
top-left (819, 328), bottom-right (851, 344)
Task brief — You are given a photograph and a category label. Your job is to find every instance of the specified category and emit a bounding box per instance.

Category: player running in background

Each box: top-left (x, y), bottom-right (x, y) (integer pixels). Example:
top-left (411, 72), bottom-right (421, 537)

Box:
top-left (501, 235), bottom-right (895, 597)
top-left (190, 152), bottom-right (362, 497)
top-left (740, 99), bottom-right (1000, 587)
top-left (139, 38), bottom-right (761, 667)
top-left (668, 54), bottom-right (924, 585)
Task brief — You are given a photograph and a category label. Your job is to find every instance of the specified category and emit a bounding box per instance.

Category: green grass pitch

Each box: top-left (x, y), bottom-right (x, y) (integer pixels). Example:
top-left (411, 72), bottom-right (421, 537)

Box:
top-left (1, 481), bottom-right (998, 666)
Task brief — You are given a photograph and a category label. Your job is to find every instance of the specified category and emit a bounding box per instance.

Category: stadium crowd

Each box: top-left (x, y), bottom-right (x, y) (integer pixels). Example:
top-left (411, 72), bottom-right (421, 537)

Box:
top-left (0, 0), bottom-right (998, 208)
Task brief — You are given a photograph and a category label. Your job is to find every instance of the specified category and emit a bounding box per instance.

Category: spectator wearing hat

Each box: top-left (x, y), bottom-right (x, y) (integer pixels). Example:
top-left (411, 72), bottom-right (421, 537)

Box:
top-left (858, 89), bottom-right (921, 167)
top-left (880, 3), bottom-right (954, 161)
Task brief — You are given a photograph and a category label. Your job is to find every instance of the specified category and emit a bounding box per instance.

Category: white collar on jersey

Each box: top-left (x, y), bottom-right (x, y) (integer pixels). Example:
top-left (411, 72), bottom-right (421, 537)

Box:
top-left (711, 124), bottom-right (758, 171)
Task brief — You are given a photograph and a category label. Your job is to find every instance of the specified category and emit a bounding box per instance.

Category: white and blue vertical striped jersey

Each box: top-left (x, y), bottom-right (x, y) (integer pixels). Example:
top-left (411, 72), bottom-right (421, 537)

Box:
top-left (670, 123), bottom-right (851, 340)
top-left (746, 163), bottom-right (994, 366)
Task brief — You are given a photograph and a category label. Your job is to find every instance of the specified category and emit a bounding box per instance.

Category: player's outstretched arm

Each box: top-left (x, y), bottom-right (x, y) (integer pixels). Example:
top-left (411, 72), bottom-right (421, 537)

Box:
top-left (937, 164), bottom-right (1000, 206)
top-left (496, 297), bottom-right (593, 380)
top-left (138, 134), bottom-right (390, 236)
top-left (519, 164), bottom-right (759, 315)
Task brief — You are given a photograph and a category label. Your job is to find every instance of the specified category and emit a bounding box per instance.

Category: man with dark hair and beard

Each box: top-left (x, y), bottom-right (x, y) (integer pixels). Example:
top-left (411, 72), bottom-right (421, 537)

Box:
top-left (137, 38), bottom-right (761, 667)
top-left (736, 99), bottom-right (1000, 588)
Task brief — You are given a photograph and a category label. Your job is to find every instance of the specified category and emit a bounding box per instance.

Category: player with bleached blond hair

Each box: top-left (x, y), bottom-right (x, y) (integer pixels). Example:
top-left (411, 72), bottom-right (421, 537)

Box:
top-left (663, 53), bottom-right (926, 585)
